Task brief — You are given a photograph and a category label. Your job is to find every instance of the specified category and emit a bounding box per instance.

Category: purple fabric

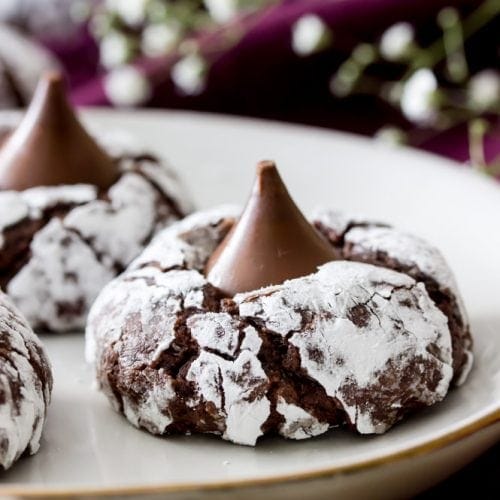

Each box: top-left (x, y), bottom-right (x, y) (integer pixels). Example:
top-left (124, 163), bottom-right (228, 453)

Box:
top-left (422, 124), bottom-right (500, 163)
top-left (42, 0), bottom-right (499, 164)
top-left (42, 26), bottom-right (100, 90)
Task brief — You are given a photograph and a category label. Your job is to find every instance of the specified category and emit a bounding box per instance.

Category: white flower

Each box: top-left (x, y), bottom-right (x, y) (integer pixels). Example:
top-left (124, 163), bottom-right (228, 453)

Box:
top-left (105, 0), bottom-right (148, 26)
top-left (100, 32), bottom-right (130, 69)
top-left (291, 14), bottom-right (329, 56)
top-left (142, 23), bottom-right (180, 57)
top-left (204, 0), bottom-right (238, 23)
top-left (171, 54), bottom-right (206, 95)
top-left (90, 12), bottom-right (112, 38)
top-left (70, 0), bottom-right (92, 23)
top-left (104, 65), bottom-right (151, 107)
top-left (400, 69), bottom-right (438, 124)
top-left (469, 70), bottom-right (500, 111)
top-left (380, 22), bottom-right (414, 61)
top-left (374, 126), bottom-right (406, 145)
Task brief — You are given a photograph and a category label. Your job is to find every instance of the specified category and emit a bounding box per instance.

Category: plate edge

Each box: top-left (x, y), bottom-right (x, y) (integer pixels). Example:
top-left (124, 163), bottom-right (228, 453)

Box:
top-left (1, 407), bottom-right (499, 498)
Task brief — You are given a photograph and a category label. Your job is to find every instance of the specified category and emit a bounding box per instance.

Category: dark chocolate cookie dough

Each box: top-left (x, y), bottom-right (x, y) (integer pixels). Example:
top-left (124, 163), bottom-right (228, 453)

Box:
top-left (87, 206), bottom-right (469, 445)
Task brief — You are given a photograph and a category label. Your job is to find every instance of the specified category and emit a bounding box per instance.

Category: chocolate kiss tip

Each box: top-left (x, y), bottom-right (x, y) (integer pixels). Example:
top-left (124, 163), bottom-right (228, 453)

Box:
top-left (41, 70), bottom-right (64, 89)
top-left (205, 161), bottom-right (337, 296)
top-left (0, 72), bottom-right (119, 191)
top-left (257, 160), bottom-right (276, 173)
top-left (45, 70), bottom-right (63, 83)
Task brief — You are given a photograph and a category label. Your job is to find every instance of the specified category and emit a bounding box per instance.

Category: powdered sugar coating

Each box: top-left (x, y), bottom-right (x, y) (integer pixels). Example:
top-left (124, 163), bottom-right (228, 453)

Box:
top-left (0, 291), bottom-right (52, 470)
top-left (311, 207), bottom-right (372, 240)
top-left (64, 173), bottom-right (163, 268)
top-left (0, 192), bottom-right (29, 245)
top-left (8, 218), bottom-right (116, 332)
top-left (86, 266), bottom-right (207, 368)
top-left (188, 312), bottom-right (241, 357)
top-left (130, 205), bottom-right (239, 272)
top-left (122, 381), bottom-right (176, 435)
top-left (137, 158), bottom-right (193, 217)
top-left (186, 314), bottom-right (269, 445)
top-left (312, 208), bottom-right (473, 385)
top-left (312, 208), bottom-right (462, 310)
top-left (21, 185), bottom-right (97, 217)
top-left (0, 130), bottom-right (192, 332)
top-left (276, 397), bottom-right (329, 440)
top-left (87, 205), bottom-right (465, 445)
top-left (186, 346), bottom-right (270, 445)
top-left (346, 227), bottom-right (463, 310)
top-left (237, 261), bottom-right (453, 433)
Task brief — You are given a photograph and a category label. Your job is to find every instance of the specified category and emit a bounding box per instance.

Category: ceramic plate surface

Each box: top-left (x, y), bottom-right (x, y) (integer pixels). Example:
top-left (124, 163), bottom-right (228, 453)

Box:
top-left (0, 110), bottom-right (499, 498)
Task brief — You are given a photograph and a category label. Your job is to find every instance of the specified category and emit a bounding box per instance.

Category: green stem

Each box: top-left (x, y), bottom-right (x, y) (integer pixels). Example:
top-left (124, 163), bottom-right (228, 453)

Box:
top-left (406, 0), bottom-right (500, 77)
top-left (438, 7), bottom-right (469, 82)
top-left (468, 119), bottom-right (488, 170)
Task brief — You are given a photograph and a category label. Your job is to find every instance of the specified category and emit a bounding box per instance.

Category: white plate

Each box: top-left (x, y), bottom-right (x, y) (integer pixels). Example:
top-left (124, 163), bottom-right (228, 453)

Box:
top-left (1, 110), bottom-right (499, 499)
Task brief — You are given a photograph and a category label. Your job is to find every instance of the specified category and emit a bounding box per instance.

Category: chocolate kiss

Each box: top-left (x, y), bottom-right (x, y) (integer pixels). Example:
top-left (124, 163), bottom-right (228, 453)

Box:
top-left (206, 161), bottom-right (337, 295)
top-left (0, 72), bottom-right (118, 191)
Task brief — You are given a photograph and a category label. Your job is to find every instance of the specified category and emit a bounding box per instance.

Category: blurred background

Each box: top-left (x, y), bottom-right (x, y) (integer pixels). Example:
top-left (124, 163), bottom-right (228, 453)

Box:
top-left (0, 0), bottom-right (498, 172)
top-left (0, 1), bottom-right (497, 496)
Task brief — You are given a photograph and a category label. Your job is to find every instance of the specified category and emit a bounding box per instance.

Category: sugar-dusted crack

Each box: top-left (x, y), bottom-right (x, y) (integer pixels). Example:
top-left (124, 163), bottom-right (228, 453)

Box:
top-left (0, 351), bottom-right (24, 414)
top-left (126, 155), bottom-right (186, 220)
top-left (241, 315), bottom-right (342, 433)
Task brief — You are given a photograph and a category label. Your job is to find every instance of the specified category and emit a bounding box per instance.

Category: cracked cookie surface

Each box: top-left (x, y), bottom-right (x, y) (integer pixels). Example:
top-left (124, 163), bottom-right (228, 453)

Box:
top-left (313, 208), bottom-right (473, 385)
top-left (0, 290), bottom-right (52, 469)
top-left (87, 205), bottom-right (468, 445)
top-left (0, 133), bottom-right (192, 332)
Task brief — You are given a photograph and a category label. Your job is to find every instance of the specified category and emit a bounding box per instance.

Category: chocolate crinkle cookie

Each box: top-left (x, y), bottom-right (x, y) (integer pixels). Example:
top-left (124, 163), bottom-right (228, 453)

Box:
top-left (0, 291), bottom-right (52, 469)
top-left (86, 205), bottom-right (471, 446)
top-left (0, 72), bottom-right (193, 332)
top-left (0, 139), bottom-right (191, 332)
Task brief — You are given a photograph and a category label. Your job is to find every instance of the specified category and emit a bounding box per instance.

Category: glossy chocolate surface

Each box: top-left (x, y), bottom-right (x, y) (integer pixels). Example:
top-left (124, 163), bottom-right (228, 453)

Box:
top-left (0, 72), bottom-right (118, 191)
top-left (206, 161), bottom-right (337, 295)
